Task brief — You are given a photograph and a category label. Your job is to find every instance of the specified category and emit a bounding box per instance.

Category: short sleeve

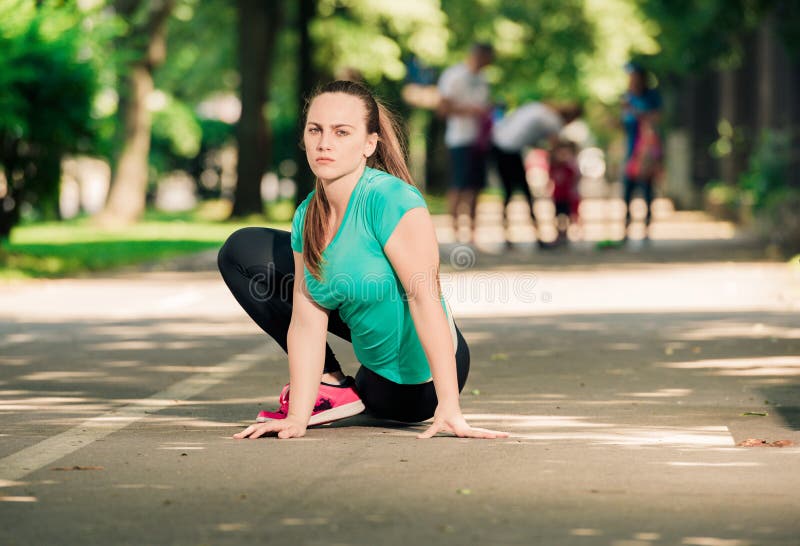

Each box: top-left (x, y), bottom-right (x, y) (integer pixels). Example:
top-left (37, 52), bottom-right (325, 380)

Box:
top-left (290, 193), bottom-right (313, 253)
top-left (369, 178), bottom-right (428, 247)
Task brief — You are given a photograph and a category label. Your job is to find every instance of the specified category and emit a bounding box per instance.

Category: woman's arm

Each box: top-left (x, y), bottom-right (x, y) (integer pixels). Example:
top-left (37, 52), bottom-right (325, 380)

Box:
top-left (233, 251), bottom-right (330, 440)
top-left (384, 208), bottom-right (508, 440)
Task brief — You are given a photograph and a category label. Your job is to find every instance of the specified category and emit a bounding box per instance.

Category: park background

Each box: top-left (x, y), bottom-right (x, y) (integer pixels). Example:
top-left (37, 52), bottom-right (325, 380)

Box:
top-left (1, 0), bottom-right (799, 279)
top-left (2, 2), bottom-right (800, 545)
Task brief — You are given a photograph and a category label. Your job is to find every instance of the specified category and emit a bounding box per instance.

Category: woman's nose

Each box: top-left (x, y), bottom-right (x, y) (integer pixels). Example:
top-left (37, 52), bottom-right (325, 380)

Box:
top-left (317, 132), bottom-right (332, 150)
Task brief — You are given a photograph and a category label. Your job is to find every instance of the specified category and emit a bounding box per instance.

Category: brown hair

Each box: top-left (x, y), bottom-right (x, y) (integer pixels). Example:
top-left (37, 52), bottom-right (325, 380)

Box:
top-left (301, 80), bottom-right (415, 280)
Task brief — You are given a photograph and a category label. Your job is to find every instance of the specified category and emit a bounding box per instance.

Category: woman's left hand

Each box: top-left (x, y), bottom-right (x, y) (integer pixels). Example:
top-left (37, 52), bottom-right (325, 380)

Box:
top-left (418, 406), bottom-right (509, 439)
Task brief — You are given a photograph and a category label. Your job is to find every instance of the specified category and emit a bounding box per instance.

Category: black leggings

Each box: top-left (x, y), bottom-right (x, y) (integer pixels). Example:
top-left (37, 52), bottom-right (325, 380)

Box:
top-left (217, 227), bottom-right (470, 423)
top-left (492, 145), bottom-right (537, 224)
top-left (624, 175), bottom-right (654, 228)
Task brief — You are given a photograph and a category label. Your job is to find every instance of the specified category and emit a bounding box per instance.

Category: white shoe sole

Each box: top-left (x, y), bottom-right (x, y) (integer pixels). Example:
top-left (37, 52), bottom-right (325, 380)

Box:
top-left (256, 400), bottom-right (366, 425)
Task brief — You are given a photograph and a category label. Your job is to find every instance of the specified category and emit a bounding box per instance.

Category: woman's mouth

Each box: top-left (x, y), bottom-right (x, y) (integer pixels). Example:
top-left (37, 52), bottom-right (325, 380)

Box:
top-left (315, 157), bottom-right (334, 164)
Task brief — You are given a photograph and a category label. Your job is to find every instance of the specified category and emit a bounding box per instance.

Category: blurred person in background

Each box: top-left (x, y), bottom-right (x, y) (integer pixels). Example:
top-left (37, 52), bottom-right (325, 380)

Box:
top-left (548, 139), bottom-right (581, 246)
top-left (437, 43), bottom-right (494, 245)
top-left (621, 62), bottom-right (662, 242)
top-left (491, 100), bottom-right (583, 248)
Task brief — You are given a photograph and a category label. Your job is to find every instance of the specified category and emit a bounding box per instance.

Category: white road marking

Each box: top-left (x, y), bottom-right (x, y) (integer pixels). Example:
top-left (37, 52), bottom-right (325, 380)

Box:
top-left (0, 347), bottom-right (266, 482)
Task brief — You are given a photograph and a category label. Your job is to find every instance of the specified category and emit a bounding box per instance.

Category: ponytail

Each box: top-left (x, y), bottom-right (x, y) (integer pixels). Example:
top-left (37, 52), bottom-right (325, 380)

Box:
top-left (368, 102), bottom-right (414, 185)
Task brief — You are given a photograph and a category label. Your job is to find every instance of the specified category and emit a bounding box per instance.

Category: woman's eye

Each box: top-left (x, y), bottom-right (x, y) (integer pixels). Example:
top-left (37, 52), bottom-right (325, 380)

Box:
top-left (307, 127), bottom-right (319, 133)
top-left (336, 130), bottom-right (349, 136)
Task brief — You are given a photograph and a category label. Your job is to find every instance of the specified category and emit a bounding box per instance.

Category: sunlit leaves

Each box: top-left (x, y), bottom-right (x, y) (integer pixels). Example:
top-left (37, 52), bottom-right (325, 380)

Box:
top-left (313, 0), bottom-right (449, 82)
top-left (582, 0), bottom-right (660, 104)
top-left (151, 94), bottom-right (202, 158)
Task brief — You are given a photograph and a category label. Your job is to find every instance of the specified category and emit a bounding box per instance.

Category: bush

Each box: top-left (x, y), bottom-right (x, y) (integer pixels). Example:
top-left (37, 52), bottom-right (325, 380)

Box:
top-left (739, 129), bottom-right (792, 210)
top-left (703, 180), bottom-right (740, 221)
top-left (757, 188), bottom-right (800, 253)
top-left (738, 129), bottom-right (799, 253)
top-left (0, 1), bottom-right (97, 241)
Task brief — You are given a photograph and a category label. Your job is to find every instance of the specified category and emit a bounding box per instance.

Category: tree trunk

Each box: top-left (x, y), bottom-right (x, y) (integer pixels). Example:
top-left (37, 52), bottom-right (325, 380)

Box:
top-left (757, 15), bottom-right (777, 134)
top-left (99, 0), bottom-right (174, 226)
top-left (294, 0), bottom-right (317, 206)
top-left (231, 0), bottom-right (283, 218)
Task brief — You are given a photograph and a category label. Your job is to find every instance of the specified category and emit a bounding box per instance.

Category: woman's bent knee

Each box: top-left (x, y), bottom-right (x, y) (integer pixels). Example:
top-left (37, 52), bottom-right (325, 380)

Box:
top-left (218, 227), bottom-right (274, 272)
top-left (218, 227), bottom-right (252, 275)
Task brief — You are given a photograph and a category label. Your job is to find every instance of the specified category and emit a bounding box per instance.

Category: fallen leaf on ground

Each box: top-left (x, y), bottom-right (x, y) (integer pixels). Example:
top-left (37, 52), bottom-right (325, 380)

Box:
top-left (490, 353), bottom-right (508, 361)
top-left (51, 465), bottom-right (104, 471)
top-left (741, 411), bottom-right (768, 416)
top-left (737, 438), bottom-right (795, 447)
top-left (456, 488), bottom-right (472, 495)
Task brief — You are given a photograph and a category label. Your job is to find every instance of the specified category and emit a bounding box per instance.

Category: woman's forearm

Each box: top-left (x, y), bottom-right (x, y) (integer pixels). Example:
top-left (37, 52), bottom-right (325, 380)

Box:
top-left (408, 297), bottom-right (461, 410)
top-left (286, 321), bottom-right (327, 424)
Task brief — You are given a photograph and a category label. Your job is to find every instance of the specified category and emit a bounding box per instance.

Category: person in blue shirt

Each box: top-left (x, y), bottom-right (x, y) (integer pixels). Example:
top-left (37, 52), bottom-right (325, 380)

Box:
top-left (218, 80), bottom-right (508, 441)
top-left (621, 62), bottom-right (661, 241)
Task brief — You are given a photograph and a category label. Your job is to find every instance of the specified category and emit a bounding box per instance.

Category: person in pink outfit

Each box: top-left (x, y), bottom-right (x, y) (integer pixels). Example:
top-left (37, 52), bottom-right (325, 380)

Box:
top-left (548, 140), bottom-right (581, 245)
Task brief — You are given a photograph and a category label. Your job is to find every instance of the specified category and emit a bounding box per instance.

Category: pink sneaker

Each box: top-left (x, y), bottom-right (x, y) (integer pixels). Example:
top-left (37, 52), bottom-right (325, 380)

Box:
top-left (256, 377), bottom-right (365, 426)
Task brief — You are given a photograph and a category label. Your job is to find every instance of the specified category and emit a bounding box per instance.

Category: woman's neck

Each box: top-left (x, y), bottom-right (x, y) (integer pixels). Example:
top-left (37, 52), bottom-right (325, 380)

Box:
top-left (322, 162), bottom-right (366, 218)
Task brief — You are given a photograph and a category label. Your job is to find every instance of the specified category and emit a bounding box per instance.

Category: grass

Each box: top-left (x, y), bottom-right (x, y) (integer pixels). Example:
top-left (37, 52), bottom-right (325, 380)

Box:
top-left (0, 191), bottom-right (490, 281)
top-left (0, 201), bottom-right (290, 281)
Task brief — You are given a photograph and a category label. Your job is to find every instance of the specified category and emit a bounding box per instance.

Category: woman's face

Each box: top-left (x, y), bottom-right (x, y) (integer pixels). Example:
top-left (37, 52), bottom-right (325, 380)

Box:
top-left (304, 92), bottom-right (378, 182)
top-left (628, 71), bottom-right (644, 94)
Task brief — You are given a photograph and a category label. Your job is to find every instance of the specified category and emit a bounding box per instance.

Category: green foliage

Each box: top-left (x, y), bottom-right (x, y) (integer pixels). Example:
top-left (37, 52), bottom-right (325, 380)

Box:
top-left (442, 0), bottom-right (595, 104)
top-left (702, 179), bottom-right (741, 222)
top-left (636, 0), bottom-right (768, 75)
top-left (151, 94), bottom-right (203, 158)
top-left (155, 0), bottom-right (238, 103)
top-left (0, 1), bottom-right (97, 149)
top-left (1, 212), bottom-right (285, 279)
top-left (0, 0), bottom-right (98, 237)
top-left (758, 187), bottom-right (800, 252)
top-left (311, 0), bottom-right (449, 82)
top-left (773, 1), bottom-right (800, 59)
top-left (704, 129), bottom-right (799, 251)
top-left (582, 0), bottom-right (659, 104)
top-left (198, 118), bottom-right (236, 151)
top-left (738, 129), bottom-right (792, 210)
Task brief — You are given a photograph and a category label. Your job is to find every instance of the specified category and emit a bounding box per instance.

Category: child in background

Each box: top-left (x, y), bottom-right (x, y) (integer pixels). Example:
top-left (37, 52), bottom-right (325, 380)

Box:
top-left (548, 139), bottom-right (581, 245)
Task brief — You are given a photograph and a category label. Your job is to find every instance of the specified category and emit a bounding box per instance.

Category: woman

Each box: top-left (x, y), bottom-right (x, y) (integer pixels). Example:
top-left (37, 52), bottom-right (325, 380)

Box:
top-left (621, 62), bottom-right (662, 241)
top-left (218, 80), bottom-right (507, 440)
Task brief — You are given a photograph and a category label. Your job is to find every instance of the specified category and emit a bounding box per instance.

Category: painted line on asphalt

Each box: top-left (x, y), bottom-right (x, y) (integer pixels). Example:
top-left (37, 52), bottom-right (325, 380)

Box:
top-left (0, 347), bottom-right (268, 482)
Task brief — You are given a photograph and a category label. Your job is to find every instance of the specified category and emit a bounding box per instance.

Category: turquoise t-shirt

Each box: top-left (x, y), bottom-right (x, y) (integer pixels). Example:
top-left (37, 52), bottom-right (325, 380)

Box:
top-left (291, 166), bottom-right (455, 384)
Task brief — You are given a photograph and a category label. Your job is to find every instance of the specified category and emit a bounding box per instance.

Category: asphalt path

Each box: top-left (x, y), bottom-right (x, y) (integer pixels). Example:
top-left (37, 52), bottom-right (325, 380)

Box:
top-left (1, 227), bottom-right (799, 545)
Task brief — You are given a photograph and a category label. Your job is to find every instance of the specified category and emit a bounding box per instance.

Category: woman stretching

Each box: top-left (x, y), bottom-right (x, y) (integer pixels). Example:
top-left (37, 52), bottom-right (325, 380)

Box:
top-left (218, 80), bottom-right (507, 441)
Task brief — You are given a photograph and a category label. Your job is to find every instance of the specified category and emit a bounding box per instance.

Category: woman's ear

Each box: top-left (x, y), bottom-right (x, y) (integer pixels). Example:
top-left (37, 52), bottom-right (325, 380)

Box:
top-left (364, 133), bottom-right (379, 158)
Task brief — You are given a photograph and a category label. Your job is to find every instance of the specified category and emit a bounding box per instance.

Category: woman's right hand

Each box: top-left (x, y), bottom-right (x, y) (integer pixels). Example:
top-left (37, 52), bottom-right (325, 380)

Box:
top-left (232, 417), bottom-right (308, 440)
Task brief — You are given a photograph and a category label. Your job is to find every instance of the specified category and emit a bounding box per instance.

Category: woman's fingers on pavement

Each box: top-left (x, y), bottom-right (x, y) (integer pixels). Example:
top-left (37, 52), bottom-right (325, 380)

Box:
top-left (232, 425), bottom-right (257, 439)
top-left (233, 421), bottom-right (280, 439)
top-left (417, 422), bottom-right (443, 439)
